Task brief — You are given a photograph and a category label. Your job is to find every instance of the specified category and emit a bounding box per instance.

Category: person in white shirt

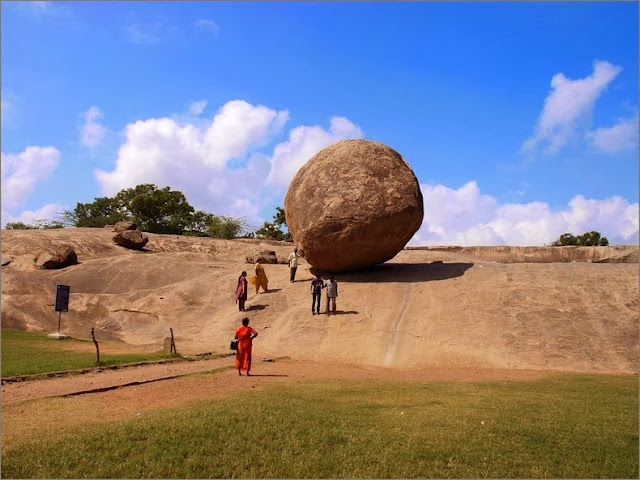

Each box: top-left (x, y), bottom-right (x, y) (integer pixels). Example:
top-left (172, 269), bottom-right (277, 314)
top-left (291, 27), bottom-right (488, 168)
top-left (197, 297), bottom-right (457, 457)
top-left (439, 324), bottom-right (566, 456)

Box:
top-left (325, 275), bottom-right (338, 315)
top-left (288, 248), bottom-right (300, 283)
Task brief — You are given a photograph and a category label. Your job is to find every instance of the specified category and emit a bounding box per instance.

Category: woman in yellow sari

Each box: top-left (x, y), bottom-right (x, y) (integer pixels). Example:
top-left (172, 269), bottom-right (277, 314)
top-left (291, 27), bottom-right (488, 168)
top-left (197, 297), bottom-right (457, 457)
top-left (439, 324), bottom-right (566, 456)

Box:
top-left (249, 258), bottom-right (269, 294)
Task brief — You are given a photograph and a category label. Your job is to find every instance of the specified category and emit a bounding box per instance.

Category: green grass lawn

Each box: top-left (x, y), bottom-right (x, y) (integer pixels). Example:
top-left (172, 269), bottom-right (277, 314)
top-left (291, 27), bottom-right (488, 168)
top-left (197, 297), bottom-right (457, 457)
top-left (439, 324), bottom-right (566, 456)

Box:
top-left (2, 373), bottom-right (637, 478)
top-left (1, 329), bottom-right (178, 377)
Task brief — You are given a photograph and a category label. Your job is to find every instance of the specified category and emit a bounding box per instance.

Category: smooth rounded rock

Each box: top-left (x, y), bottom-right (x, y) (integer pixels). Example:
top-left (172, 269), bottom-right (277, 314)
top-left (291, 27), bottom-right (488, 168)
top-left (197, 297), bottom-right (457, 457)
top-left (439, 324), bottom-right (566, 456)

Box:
top-left (284, 139), bottom-right (423, 272)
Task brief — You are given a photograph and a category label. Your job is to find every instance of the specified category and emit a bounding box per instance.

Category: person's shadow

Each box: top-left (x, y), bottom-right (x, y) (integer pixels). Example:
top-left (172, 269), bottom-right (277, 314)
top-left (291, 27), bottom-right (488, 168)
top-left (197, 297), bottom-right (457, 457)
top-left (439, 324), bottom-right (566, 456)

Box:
top-left (260, 289), bottom-right (282, 294)
top-left (246, 304), bottom-right (267, 311)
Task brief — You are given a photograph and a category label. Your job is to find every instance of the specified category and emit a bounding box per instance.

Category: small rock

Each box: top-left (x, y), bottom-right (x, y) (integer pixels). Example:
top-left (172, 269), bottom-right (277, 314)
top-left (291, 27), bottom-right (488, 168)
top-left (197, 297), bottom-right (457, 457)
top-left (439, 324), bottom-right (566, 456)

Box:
top-left (113, 230), bottom-right (149, 250)
top-left (113, 221), bottom-right (138, 233)
top-left (35, 245), bottom-right (78, 269)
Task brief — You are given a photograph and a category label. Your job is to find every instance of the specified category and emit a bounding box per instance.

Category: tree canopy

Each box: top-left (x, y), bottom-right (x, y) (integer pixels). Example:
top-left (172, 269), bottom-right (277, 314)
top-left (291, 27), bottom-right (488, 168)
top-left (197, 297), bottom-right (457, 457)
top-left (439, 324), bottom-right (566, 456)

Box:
top-left (254, 206), bottom-right (292, 241)
top-left (63, 184), bottom-right (247, 237)
top-left (551, 231), bottom-right (609, 246)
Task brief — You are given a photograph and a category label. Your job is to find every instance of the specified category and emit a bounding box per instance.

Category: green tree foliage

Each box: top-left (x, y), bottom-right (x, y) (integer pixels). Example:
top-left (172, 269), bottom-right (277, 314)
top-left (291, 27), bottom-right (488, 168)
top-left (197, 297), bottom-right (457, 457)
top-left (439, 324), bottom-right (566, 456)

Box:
top-left (63, 184), bottom-right (246, 238)
top-left (208, 215), bottom-right (246, 239)
top-left (551, 231), bottom-right (609, 246)
top-left (255, 206), bottom-right (292, 241)
top-left (5, 222), bottom-right (37, 230)
top-left (63, 196), bottom-right (125, 228)
top-left (5, 219), bottom-right (64, 230)
top-left (127, 185), bottom-right (194, 234)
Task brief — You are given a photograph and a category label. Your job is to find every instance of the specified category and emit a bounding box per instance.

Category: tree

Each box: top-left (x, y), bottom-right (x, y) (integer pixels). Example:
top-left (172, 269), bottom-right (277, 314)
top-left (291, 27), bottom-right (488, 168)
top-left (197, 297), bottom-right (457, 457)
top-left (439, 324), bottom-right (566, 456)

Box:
top-left (63, 196), bottom-right (125, 228)
top-left (5, 219), bottom-right (64, 230)
top-left (5, 222), bottom-right (36, 230)
top-left (63, 183), bottom-right (246, 237)
top-left (127, 185), bottom-right (194, 234)
top-left (551, 231), bottom-right (609, 246)
top-left (254, 206), bottom-right (292, 241)
top-left (208, 216), bottom-right (246, 239)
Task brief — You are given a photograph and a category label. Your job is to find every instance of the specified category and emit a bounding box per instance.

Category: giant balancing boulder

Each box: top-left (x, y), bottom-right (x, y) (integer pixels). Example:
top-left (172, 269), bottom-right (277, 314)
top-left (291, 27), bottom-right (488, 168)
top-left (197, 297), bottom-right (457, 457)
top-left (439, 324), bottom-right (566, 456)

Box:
top-left (284, 139), bottom-right (424, 272)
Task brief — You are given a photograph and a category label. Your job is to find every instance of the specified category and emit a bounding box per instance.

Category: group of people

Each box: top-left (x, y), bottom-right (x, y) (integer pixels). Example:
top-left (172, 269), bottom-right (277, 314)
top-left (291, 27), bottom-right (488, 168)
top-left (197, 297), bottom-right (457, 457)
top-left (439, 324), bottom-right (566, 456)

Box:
top-left (235, 259), bottom-right (269, 312)
top-left (233, 247), bottom-right (340, 375)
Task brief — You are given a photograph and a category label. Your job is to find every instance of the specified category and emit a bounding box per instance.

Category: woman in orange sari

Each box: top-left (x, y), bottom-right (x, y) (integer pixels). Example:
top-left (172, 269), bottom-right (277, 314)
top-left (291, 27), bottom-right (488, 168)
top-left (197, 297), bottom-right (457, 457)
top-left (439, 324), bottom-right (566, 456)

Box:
top-left (235, 317), bottom-right (258, 376)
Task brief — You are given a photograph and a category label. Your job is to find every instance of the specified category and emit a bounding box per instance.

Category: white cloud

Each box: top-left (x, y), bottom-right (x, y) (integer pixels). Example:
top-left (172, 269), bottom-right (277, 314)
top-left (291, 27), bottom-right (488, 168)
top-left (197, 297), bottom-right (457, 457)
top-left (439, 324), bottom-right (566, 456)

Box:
top-left (1, 203), bottom-right (66, 228)
top-left (522, 60), bottom-right (622, 153)
top-left (95, 100), bottom-right (290, 221)
top-left (95, 100), bottom-right (363, 224)
top-left (195, 19), bottom-right (220, 35)
top-left (188, 100), bottom-right (207, 116)
top-left (125, 20), bottom-right (177, 45)
top-left (587, 112), bottom-right (639, 154)
top-left (1, 146), bottom-right (60, 210)
top-left (411, 181), bottom-right (638, 246)
top-left (266, 116), bottom-right (364, 188)
top-left (80, 106), bottom-right (106, 149)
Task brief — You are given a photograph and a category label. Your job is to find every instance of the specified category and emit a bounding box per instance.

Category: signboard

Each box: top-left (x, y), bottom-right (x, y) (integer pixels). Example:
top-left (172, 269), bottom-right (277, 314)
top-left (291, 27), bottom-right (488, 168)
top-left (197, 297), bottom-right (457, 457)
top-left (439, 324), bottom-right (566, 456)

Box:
top-left (55, 285), bottom-right (70, 312)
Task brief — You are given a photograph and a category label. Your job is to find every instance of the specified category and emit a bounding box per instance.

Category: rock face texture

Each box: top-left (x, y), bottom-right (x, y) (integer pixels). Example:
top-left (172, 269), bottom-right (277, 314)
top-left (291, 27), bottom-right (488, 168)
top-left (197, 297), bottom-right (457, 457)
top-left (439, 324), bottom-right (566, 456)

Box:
top-left (34, 245), bottom-right (78, 269)
top-left (113, 230), bottom-right (149, 250)
top-left (284, 139), bottom-right (424, 272)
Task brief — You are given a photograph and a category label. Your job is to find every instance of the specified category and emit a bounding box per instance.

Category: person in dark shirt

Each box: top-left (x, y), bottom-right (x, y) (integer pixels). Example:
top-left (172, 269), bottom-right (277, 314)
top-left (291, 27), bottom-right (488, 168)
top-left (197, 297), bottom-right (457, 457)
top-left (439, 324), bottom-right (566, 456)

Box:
top-left (310, 274), bottom-right (325, 315)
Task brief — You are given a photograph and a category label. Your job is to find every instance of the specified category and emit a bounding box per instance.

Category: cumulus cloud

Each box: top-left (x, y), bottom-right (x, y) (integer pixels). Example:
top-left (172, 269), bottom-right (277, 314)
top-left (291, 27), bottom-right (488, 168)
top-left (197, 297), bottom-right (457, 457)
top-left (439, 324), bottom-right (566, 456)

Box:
top-left (95, 100), bottom-right (363, 224)
top-left (522, 60), bottom-right (622, 154)
top-left (267, 116), bottom-right (364, 188)
top-left (1, 146), bottom-right (60, 210)
top-left (195, 19), bottom-right (220, 35)
top-left (587, 112), bottom-right (639, 154)
top-left (411, 181), bottom-right (638, 246)
top-left (1, 203), bottom-right (66, 228)
top-left (80, 106), bottom-right (106, 148)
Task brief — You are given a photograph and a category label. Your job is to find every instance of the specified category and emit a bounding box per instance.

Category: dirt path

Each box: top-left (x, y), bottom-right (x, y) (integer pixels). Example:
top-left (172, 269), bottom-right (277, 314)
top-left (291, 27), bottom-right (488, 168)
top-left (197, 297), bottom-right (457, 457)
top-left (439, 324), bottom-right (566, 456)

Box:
top-left (2, 355), bottom-right (550, 451)
top-left (1, 355), bottom-right (237, 405)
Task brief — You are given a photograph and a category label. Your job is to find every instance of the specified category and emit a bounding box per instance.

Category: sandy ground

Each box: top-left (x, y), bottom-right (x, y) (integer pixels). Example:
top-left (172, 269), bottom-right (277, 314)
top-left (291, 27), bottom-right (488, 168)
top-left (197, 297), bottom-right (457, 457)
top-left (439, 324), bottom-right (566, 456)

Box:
top-left (1, 356), bottom-right (548, 451)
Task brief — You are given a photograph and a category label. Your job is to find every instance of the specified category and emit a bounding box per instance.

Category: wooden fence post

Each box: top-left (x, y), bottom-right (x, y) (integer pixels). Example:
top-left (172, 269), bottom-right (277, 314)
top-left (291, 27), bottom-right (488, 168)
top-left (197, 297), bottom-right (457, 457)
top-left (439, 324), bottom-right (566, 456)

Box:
top-left (91, 327), bottom-right (100, 363)
top-left (170, 328), bottom-right (177, 354)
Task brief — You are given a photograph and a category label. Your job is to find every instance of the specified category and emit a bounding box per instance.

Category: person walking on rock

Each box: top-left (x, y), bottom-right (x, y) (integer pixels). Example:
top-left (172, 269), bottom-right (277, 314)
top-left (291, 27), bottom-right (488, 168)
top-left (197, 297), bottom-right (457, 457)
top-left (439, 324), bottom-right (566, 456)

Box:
top-left (325, 275), bottom-right (338, 315)
top-left (235, 317), bottom-right (258, 376)
top-left (311, 274), bottom-right (324, 315)
top-left (250, 259), bottom-right (269, 294)
top-left (236, 271), bottom-right (248, 312)
top-left (288, 248), bottom-right (300, 283)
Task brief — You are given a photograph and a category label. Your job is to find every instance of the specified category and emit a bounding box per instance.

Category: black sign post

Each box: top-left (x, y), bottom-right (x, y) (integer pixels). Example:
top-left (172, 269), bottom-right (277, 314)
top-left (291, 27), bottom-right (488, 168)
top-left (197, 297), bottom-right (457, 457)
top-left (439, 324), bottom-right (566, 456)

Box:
top-left (54, 285), bottom-right (70, 335)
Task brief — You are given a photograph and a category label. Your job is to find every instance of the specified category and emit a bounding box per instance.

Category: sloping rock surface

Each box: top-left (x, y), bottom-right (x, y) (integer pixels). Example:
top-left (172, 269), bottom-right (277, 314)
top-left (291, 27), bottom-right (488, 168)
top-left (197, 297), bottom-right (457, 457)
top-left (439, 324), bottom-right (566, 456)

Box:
top-left (284, 139), bottom-right (424, 272)
top-left (1, 228), bottom-right (638, 374)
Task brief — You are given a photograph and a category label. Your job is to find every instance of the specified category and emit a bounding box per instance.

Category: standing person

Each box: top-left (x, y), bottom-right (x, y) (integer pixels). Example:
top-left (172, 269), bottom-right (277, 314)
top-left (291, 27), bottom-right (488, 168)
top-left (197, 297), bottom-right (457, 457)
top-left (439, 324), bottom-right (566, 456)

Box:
top-left (325, 275), bottom-right (338, 315)
top-left (288, 248), bottom-right (300, 283)
top-left (310, 274), bottom-right (324, 315)
top-left (253, 258), bottom-right (269, 294)
top-left (235, 317), bottom-right (258, 376)
top-left (236, 271), bottom-right (248, 312)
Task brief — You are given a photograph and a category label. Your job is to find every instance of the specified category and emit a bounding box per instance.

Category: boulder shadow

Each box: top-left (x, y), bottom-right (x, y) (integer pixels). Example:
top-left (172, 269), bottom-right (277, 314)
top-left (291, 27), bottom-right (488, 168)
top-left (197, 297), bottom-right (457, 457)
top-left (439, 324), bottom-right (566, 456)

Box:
top-left (245, 304), bottom-right (267, 311)
top-left (339, 262), bottom-right (474, 283)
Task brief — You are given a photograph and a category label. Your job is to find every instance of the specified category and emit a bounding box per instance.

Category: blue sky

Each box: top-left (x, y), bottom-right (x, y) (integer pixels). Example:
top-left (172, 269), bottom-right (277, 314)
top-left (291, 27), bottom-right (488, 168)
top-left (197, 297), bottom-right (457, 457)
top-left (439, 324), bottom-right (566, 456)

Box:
top-left (2, 1), bottom-right (638, 245)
